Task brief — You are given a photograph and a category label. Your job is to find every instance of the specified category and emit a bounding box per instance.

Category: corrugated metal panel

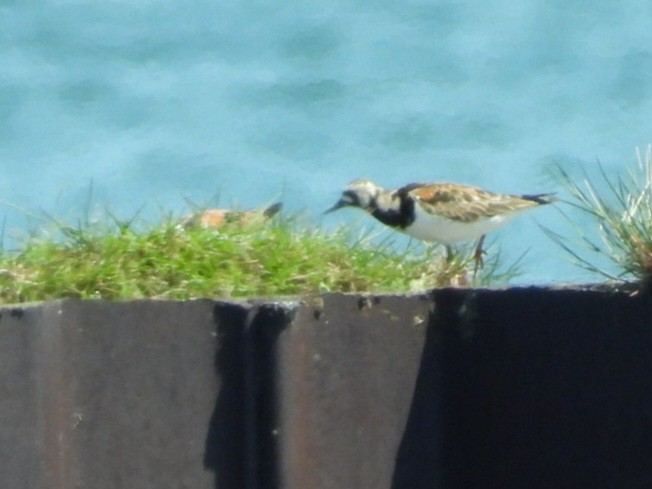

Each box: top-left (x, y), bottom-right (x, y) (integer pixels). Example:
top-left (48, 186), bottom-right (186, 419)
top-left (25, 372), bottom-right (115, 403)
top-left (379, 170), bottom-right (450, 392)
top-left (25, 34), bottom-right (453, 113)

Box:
top-left (1, 289), bottom-right (652, 489)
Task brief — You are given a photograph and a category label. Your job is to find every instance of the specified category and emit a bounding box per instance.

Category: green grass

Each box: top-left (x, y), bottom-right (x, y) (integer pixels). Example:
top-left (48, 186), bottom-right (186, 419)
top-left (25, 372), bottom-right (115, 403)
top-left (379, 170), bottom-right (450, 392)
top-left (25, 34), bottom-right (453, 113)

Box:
top-left (545, 144), bottom-right (652, 282)
top-left (0, 209), bottom-right (518, 304)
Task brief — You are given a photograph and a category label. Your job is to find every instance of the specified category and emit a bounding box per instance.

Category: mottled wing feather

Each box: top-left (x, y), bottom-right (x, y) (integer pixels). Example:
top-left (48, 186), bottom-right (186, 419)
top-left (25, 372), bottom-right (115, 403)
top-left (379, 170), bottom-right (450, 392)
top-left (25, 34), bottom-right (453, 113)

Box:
top-left (407, 183), bottom-right (544, 223)
top-left (182, 203), bottom-right (283, 229)
top-left (181, 210), bottom-right (231, 228)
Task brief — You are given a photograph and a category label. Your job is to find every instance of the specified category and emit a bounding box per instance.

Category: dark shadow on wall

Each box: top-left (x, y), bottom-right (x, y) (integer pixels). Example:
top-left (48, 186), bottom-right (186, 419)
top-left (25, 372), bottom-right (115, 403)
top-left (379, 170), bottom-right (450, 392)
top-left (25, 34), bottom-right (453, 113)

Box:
top-left (203, 303), bottom-right (249, 489)
top-left (390, 288), bottom-right (466, 489)
top-left (204, 303), bottom-right (293, 489)
top-left (392, 288), bottom-right (652, 489)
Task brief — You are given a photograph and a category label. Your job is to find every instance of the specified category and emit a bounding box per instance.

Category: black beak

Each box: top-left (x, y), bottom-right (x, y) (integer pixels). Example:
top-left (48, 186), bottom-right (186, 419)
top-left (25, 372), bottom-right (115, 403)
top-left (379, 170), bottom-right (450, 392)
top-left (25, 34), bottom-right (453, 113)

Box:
top-left (324, 199), bottom-right (347, 214)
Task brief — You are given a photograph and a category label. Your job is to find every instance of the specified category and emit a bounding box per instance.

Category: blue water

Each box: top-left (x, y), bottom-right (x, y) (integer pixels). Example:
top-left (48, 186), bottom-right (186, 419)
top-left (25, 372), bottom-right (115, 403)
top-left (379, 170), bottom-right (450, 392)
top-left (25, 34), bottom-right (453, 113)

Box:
top-left (2, 1), bottom-right (652, 284)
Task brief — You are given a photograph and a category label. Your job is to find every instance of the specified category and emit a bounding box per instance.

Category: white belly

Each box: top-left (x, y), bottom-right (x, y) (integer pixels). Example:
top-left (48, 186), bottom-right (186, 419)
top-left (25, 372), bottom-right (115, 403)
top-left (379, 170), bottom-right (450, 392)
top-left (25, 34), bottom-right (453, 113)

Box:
top-left (403, 204), bottom-right (516, 244)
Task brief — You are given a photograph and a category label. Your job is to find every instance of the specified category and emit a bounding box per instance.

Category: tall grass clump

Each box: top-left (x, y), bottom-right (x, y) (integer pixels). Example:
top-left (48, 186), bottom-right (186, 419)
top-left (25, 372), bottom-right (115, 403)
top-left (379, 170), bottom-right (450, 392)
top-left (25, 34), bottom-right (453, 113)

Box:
top-left (546, 145), bottom-right (652, 282)
top-left (0, 207), bottom-right (519, 304)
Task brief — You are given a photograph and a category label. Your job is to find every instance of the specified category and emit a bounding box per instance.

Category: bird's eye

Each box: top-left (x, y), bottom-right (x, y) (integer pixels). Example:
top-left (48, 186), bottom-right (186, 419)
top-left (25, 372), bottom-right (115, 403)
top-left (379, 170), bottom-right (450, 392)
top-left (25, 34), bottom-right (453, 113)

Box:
top-left (342, 191), bottom-right (358, 205)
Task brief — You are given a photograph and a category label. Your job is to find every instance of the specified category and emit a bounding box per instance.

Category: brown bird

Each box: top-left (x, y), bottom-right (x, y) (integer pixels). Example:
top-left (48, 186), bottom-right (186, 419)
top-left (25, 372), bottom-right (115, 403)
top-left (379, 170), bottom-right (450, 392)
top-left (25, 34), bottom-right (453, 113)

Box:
top-left (181, 202), bottom-right (282, 229)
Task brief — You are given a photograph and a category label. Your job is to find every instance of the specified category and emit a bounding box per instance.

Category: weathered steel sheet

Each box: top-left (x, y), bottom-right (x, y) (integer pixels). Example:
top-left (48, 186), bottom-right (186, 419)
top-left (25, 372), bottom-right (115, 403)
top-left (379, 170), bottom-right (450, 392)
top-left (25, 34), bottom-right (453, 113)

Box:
top-left (1, 288), bottom-right (652, 489)
top-left (273, 293), bottom-right (433, 489)
top-left (429, 288), bottom-right (652, 489)
top-left (0, 304), bottom-right (45, 489)
top-left (256, 289), bottom-right (652, 489)
top-left (0, 299), bottom-right (222, 489)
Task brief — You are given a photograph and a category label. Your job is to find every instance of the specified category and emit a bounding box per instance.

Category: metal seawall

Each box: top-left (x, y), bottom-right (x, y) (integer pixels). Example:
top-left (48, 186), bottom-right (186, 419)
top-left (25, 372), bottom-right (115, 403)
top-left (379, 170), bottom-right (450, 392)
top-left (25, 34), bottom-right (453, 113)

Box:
top-left (1, 288), bottom-right (651, 489)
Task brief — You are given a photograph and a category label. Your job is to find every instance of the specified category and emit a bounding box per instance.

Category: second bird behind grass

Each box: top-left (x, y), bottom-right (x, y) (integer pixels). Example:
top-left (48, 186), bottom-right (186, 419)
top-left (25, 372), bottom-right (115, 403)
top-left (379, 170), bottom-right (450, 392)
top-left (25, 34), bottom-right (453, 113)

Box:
top-left (181, 202), bottom-right (283, 229)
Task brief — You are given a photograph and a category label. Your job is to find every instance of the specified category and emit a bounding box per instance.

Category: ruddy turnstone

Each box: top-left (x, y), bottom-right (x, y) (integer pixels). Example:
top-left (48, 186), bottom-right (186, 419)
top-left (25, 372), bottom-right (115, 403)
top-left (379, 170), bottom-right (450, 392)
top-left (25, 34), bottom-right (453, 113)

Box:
top-left (325, 179), bottom-right (555, 268)
top-left (181, 202), bottom-right (282, 229)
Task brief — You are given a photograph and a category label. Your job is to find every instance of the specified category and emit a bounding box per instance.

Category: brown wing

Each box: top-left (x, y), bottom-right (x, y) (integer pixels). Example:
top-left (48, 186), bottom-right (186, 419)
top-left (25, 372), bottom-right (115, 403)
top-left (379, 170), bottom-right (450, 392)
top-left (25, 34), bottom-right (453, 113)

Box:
top-left (181, 203), bottom-right (283, 229)
top-left (181, 209), bottom-right (231, 229)
top-left (407, 183), bottom-right (546, 223)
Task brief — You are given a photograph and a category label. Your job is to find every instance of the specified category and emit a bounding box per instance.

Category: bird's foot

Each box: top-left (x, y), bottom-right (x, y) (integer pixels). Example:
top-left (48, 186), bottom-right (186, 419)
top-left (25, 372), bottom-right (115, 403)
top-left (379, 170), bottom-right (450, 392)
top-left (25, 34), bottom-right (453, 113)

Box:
top-left (472, 236), bottom-right (486, 277)
top-left (472, 248), bottom-right (486, 275)
top-left (445, 245), bottom-right (454, 261)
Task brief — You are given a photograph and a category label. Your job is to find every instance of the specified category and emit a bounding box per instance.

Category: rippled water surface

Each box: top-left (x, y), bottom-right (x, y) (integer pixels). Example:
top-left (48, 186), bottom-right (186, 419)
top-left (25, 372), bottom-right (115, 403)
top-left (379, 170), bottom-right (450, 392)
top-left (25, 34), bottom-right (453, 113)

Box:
top-left (2, 1), bottom-right (652, 283)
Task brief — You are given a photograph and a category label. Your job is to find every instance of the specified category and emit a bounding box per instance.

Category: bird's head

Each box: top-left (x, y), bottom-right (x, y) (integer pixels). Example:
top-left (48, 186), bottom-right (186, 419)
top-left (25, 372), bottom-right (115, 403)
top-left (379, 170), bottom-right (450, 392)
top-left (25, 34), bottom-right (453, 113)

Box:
top-left (325, 179), bottom-right (382, 214)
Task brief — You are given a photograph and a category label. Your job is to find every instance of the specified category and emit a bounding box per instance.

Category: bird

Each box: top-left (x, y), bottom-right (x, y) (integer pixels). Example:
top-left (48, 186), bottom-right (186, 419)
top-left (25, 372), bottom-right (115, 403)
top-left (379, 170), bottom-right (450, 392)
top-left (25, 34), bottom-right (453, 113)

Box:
top-left (325, 179), bottom-right (555, 270)
top-left (180, 202), bottom-right (282, 229)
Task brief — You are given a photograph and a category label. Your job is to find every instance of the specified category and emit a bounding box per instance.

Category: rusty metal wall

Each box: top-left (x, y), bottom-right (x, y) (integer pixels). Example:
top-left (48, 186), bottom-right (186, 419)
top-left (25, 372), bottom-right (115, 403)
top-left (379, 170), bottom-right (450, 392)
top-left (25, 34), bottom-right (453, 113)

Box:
top-left (1, 289), bottom-right (652, 489)
top-left (0, 300), bottom-right (221, 489)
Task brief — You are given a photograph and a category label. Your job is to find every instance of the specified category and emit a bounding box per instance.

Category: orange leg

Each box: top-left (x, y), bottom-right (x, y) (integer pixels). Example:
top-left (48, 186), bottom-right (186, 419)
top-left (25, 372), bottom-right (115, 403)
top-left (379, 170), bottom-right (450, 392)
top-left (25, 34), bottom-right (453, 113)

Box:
top-left (445, 245), bottom-right (454, 261)
top-left (473, 235), bottom-right (486, 276)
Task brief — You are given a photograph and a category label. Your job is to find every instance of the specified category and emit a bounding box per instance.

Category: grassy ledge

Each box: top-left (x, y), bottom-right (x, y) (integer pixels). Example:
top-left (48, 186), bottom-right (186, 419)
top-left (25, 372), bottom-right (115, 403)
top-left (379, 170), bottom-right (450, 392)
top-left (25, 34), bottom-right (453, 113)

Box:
top-left (0, 210), bottom-right (518, 304)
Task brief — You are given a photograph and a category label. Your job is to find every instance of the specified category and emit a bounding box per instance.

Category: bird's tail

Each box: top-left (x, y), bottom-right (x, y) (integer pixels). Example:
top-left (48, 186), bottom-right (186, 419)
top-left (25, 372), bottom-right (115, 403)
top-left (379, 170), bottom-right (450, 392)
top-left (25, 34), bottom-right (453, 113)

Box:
top-left (521, 193), bottom-right (557, 205)
top-left (263, 202), bottom-right (283, 218)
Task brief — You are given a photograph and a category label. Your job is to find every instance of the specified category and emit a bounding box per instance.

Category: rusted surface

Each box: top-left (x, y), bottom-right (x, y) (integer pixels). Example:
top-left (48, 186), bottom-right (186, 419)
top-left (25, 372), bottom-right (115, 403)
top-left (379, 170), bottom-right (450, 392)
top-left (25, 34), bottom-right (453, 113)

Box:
top-left (0, 304), bottom-right (43, 489)
top-left (255, 288), bottom-right (652, 489)
top-left (1, 289), bottom-right (652, 488)
top-left (62, 299), bottom-right (219, 488)
top-left (1, 299), bottom-right (220, 489)
top-left (276, 293), bottom-right (433, 489)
